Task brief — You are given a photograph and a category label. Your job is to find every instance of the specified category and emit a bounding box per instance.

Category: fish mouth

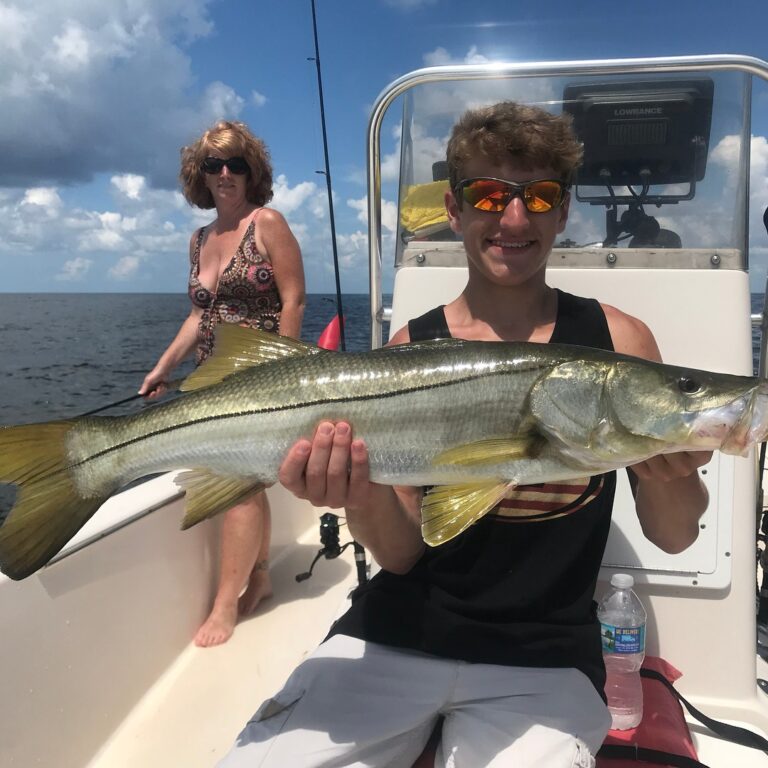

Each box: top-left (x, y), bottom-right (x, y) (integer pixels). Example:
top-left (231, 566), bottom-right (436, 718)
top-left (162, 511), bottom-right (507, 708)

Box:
top-left (719, 387), bottom-right (768, 456)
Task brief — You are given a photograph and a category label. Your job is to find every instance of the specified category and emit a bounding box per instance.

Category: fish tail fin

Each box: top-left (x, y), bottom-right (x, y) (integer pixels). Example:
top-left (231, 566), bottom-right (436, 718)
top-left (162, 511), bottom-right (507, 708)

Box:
top-left (0, 421), bottom-right (106, 580)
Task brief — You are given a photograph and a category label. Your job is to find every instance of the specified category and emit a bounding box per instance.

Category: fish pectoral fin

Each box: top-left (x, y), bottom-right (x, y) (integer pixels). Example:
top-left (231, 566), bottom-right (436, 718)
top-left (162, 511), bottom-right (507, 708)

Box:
top-left (432, 436), bottom-right (544, 467)
top-left (180, 325), bottom-right (324, 392)
top-left (421, 481), bottom-right (512, 546)
top-left (175, 470), bottom-right (266, 528)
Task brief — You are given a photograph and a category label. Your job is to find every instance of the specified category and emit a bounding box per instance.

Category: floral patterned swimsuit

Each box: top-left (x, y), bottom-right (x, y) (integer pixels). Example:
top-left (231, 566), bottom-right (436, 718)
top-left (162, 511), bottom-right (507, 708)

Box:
top-left (188, 211), bottom-right (282, 365)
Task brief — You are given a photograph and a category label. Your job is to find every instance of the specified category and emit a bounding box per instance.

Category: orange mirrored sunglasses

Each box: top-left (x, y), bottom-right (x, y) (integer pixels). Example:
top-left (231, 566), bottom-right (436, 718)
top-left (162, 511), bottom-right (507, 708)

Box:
top-left (455, 177), bottom-right (569, 214)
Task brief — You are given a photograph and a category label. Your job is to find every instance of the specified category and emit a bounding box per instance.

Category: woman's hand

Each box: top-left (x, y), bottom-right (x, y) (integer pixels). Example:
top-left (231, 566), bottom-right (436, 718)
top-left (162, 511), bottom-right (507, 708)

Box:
top-left (139, 308), bottom-right (202, 400)
top-left (139, 368), bottom-right (171, 400)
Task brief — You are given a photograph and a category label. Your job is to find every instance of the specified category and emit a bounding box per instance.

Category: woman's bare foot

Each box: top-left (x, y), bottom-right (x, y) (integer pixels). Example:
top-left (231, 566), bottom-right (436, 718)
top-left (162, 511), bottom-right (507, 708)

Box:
top-left (194, 601), bottom-right (238, 647)
top-left (194, 561), bottom-right (271, 647)
top-left (238, 561), bottom-right (273, 616)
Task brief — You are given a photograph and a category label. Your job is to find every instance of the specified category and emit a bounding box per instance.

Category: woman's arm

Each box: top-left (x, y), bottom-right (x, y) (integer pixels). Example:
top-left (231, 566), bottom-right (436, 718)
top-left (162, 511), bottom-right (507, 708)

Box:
top-left (139, 308), bottom-right (202, 398)
top-left (139, 232), bottom-right (204, 398)
top-left (256, 208), bottom-right (306, 339)
top-left (604, 304), bottom-right (711, 553)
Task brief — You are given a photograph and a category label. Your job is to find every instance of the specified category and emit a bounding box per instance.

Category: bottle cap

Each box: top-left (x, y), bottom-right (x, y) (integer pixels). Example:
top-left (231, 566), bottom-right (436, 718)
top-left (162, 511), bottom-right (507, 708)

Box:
top-left (610, 573), bottom-right (634, 589)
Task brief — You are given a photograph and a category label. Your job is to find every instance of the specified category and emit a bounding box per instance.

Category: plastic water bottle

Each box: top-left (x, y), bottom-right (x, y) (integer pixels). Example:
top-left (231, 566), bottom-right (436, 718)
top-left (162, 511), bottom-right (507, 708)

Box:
top-left (597, 573), bottom-right (647, 730)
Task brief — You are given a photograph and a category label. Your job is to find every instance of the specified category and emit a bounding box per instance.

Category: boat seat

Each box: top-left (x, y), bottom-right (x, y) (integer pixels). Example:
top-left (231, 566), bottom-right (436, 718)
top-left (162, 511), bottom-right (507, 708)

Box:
top-left (386, 256), bottom-right (759, 708)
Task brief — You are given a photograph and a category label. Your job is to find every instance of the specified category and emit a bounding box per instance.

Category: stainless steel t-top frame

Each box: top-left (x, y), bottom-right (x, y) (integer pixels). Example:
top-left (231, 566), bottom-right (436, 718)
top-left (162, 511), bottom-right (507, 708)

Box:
top-left (365, 54), bottom-right (768, 351)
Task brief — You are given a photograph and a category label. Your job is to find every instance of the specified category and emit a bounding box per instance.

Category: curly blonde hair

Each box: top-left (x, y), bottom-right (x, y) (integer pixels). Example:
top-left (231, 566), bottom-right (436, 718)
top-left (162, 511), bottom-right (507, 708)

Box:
top-left (447, 101), bottom-right (583, 196)
top-left (180, 120), bottom-right (274, 209)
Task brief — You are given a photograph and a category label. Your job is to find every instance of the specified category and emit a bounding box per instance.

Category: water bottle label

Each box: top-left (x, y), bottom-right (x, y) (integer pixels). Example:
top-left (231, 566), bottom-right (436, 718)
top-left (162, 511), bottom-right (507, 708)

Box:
top-left (600, 622), bottom-right (645, 654)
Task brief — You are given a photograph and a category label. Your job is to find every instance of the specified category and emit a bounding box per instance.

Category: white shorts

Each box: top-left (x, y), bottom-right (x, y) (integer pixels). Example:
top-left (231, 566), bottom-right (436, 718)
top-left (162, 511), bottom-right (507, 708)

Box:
top-left (217, 634), bottom-right (610, 768)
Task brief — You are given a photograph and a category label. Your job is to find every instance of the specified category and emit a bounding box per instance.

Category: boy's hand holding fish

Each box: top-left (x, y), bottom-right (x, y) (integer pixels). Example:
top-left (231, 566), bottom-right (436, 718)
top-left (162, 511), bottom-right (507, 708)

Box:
top-left (280, 419), bottom-right (427, 574)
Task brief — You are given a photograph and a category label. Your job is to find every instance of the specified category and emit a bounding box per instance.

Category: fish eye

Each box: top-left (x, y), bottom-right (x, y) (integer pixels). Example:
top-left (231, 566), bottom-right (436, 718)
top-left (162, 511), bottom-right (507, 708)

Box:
top-left (678, 376), bottom-right (701, 394)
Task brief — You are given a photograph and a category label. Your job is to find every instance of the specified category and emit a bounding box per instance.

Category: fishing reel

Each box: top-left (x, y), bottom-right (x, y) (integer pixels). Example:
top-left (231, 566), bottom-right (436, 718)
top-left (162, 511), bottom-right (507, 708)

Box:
top-left (295, 512), bottom-right (354, 582)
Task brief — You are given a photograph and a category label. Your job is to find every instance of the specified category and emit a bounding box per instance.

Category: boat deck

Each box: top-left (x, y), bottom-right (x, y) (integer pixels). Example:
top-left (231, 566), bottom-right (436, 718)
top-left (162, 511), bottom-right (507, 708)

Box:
top-left (87, 526), bottom-right (360, 768)
top-left (87, 588), bottom-right (768, 767)
top-left (2, 477), bottom-right (767, 768)
top-left (81, 531), bottom-right (768, 768)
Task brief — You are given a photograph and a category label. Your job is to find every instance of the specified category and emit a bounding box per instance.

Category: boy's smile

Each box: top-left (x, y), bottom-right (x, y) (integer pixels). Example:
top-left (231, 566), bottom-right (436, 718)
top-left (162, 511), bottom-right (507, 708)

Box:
top-left (445, 159), bottom-right (569, 288)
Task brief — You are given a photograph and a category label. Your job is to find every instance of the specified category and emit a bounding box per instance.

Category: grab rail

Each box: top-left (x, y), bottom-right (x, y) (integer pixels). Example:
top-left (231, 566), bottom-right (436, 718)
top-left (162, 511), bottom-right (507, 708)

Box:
top-left (366, 54), bottom-right (768, 353)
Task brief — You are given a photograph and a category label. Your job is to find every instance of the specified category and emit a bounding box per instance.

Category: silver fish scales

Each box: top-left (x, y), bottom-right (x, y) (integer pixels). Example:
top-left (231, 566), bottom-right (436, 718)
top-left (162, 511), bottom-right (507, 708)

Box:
top-left (0, 325), bottom-right (766, 580)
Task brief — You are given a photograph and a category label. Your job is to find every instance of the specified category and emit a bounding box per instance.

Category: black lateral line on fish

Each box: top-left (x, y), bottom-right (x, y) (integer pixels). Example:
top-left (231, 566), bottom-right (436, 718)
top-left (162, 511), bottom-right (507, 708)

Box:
top-left (68, 364), bottom-right (531, 471)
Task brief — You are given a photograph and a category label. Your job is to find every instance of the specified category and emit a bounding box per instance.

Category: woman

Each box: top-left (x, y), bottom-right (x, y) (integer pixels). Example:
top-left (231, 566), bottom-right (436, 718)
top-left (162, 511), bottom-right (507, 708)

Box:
top-left (140, 121), bottom-right (305, 647)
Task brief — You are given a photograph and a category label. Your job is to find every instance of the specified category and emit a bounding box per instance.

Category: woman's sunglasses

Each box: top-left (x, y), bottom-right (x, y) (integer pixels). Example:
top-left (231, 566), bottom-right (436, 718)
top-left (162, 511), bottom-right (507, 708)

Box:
top-left (455, 177), bottom-right (569, 214)
top-left (201, 156), bottom-right (250, 175)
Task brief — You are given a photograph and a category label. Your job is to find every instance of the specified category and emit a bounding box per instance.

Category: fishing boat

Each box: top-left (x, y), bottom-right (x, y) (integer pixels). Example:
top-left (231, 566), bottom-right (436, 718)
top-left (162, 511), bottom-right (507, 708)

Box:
top-left (3, 54), bottom-right (768, 767)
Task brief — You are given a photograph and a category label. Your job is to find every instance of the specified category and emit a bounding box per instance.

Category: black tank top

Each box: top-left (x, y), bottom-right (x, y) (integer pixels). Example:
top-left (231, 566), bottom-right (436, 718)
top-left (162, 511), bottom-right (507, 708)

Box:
top-left (329, 289), bottom-right (616, 696)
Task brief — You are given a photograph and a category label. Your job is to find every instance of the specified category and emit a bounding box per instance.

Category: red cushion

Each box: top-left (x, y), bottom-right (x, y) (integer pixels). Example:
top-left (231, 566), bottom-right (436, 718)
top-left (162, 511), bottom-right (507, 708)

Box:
top-left (597, 656), bottom-right (699, 766)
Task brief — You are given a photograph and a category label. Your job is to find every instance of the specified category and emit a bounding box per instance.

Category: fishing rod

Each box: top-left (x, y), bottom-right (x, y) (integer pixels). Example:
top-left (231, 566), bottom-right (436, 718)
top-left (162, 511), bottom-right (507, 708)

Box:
top-left (304, 0), bottom-right (368, 589)
top-left (77, 378), bottom-right (185, 417)
top-left (309, 0), bottom-right (346, 352)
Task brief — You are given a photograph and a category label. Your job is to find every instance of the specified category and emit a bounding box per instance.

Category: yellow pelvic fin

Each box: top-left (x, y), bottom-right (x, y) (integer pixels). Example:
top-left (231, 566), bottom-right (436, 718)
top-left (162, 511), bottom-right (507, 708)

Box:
top-left (180, 325), bottom-right (325, 392)
top-left (175, 469), bottom-right (266, 529)
top-left (0, 421), bottom-right (108, 581)
top-left (432, 436), bottom-right (544, 467)
top-left (421, 481), bottom-right (512, 546)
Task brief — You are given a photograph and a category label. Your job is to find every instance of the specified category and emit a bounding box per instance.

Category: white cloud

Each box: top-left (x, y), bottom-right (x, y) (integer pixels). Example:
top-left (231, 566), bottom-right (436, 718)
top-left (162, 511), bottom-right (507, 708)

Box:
top-left (464, 46), bottom-right (491, 65)
top-left (381, 144), bottom-right (401, 183)
top-left (0, 0), bottom-right (223, 188)
top-left (423, 46), bottom-right (490, 67)
top-left (51, 22), bottom-right (91, 69)
top-left (710, 134), bottom-right (741, 175)
top-left (82, 229), bottom-right (128, 250)
top-left (252, 90), bottom-right (267, 107)
top-left (710, 133), bottom-right (768, 250)
top-left (272, 174), bottom-right (321, 215)
top-left (336, 230), bottom-right (369, 270)
top-left (78, 211), bottom-right (138, 251)
top-left (423, 47), bottom-right (452, 67)
top-left (112, 174), bottom-right (146, 200)
top-left (749, 135), bottom-right (768, 199)
top-left (109, 255), bottom-right (141, 280)
top-left (347, 197), bottom-right (367, 224)
top-left (347, 195), bottom-right (398, 233)
top-left (56, 256), bottom-right (92, 281)
top-left (0, 3), bottom-right (28, 54)
top-left (21, 187), bottom-right (62, 215)
top-left (200, 81), bottom-right (245, 123)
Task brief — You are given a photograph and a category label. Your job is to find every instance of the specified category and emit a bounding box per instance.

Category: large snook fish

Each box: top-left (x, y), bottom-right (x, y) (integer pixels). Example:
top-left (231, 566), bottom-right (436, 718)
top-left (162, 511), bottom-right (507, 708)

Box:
top-left (0, 325), bottom-right (767, 580)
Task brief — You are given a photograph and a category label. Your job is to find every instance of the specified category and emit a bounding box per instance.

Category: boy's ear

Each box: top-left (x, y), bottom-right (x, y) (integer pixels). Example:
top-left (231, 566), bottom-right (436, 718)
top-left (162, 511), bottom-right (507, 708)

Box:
top-left (445, 189), bottom-right (463, 235)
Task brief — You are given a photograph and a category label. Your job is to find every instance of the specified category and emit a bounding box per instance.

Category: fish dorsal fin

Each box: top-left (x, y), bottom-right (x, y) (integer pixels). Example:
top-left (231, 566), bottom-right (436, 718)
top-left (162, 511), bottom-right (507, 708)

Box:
top-left (432, 436), bottom-right (544, 467)
top-left (175, 469), bottom-right (266, 528)
top-left (421, 481), bottom-right (512, 546)
top-left (180, 325), bottom-right (323, 392)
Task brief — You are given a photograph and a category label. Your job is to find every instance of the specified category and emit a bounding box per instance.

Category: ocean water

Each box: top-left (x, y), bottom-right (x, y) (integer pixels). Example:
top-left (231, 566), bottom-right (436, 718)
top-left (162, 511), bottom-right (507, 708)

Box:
top-left (0, 292), bottom-right (764, 427)
top-left (0, 293), bottom-right (380, 426)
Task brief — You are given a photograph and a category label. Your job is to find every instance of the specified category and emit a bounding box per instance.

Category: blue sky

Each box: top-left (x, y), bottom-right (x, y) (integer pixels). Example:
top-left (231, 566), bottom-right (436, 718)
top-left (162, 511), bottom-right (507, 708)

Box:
top-left (1, 0), bottom-right (767, 294)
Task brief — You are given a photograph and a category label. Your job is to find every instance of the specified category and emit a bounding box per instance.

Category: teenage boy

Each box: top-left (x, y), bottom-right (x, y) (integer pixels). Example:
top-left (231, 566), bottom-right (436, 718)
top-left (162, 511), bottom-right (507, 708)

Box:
top-left (218, 101), bottom-right (711, 768)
